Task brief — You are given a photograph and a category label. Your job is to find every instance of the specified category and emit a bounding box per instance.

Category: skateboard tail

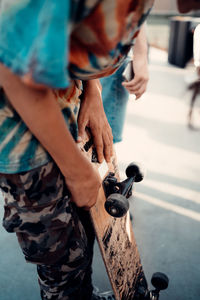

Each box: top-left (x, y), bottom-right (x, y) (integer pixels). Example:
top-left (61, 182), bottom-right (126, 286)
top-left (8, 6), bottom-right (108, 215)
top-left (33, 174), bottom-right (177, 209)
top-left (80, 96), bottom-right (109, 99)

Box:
top-left (90, 205), bottom-right (148, 300)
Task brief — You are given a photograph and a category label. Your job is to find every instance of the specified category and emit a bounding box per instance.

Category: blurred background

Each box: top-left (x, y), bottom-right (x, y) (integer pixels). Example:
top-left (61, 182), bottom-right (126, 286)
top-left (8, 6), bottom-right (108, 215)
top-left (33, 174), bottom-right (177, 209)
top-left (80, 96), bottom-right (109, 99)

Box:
top-left (1, 0), bottom-right (200, 299)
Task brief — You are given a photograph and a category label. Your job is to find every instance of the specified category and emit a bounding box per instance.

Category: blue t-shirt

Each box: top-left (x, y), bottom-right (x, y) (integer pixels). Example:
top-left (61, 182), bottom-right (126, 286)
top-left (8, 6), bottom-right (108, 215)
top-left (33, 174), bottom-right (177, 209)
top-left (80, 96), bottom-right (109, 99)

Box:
top-left (0, 0), bottom-right (154, 173)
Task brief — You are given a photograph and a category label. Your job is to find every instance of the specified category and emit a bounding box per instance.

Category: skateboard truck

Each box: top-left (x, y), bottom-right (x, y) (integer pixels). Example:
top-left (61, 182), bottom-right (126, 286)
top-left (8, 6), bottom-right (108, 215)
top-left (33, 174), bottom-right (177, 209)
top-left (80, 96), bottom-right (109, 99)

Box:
top-left (103, 162), bottom-right (144, 218)
top-left (136, 272), bottom-right (169, 300)
top-left (149, 272), bottom-right (169, 300)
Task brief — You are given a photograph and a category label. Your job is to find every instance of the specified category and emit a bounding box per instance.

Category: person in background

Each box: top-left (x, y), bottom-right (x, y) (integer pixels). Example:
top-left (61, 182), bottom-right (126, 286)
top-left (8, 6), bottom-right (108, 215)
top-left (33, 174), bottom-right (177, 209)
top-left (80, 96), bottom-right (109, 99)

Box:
top-left (101, 24), bottom-right (149, 143)
top-left (177, 0), bottom-right (200, 13)
top-left (102, 0), bottom-right (200, 141)
top-left (187, 23), bottom-right (200, 127)
top-left (193, 24), bottom-right (200, 75)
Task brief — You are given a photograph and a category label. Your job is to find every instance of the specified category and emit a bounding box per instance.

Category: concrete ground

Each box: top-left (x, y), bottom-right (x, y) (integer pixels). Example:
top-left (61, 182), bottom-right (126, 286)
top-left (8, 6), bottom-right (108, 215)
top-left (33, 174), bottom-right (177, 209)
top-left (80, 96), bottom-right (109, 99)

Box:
top-left (1, 47), bottom-right (200, 300)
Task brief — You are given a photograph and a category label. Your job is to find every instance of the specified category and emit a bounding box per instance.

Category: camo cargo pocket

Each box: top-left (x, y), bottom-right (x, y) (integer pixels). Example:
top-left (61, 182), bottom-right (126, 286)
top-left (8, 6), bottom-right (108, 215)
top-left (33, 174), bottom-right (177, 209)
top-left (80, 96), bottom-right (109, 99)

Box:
top-left (0, 162), bottom-right (88, 265)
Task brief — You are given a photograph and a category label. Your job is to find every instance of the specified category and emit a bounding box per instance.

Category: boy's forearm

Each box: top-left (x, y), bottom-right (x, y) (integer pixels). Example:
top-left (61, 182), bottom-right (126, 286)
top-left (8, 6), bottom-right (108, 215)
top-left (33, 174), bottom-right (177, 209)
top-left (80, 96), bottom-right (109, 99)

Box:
top-left (0, 64), bottom-right (86, 178)
top-left (83, 79), bottom-right (102, 92)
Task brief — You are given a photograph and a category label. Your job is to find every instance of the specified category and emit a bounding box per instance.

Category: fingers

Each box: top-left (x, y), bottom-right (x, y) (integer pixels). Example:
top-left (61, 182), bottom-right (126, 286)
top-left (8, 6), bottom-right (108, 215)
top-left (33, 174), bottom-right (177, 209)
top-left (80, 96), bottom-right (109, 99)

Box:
top-left (123, 80), bottom-right (143, 92)
top-left (122, 77), bottom-right (141, 88)
top-left (103, 131), bottom-right (113, 163)
top-left (128, 85), bottom-right (146, 99)
top-left (101, 124), bottom-right (113, 163)
top-left (78, 113), bottom-right (113, 163)
top-left (122, 77), bottom-right (148, 99)
top-left (93, 133), bottom-right (104, 163)
top-left (77, 114), bottom-right (87, 140)
top-left (93, 126), bottom-right (113, 163)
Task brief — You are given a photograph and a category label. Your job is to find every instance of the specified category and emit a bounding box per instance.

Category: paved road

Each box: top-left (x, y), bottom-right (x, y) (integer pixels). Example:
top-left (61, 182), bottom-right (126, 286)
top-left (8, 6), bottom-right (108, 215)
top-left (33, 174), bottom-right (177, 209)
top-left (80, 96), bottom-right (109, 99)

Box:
top-left (1, 47), bottom-right (200, 300)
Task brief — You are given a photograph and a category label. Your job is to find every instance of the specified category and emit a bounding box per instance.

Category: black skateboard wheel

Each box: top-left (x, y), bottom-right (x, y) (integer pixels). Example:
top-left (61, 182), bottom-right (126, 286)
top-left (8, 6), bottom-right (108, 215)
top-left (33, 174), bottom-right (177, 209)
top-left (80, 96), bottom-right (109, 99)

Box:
top-left (125, 162), bottom-right (145, 182)
top-left (151, 272), bottom-right (169, 291)
top-left (105, 193), bottom-right (129, 218)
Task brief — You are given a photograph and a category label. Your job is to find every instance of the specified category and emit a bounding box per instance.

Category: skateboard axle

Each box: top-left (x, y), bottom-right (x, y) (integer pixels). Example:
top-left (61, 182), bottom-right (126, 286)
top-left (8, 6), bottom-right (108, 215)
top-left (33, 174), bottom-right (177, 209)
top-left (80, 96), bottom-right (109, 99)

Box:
top-left (103, 172), bottom-right (135, 199)
top-left (103, 162), bottom-right (144, 217)
top-left (135, 272), bottom-right (169, 300)
top-left (103, 172), bottom-right (135, 217)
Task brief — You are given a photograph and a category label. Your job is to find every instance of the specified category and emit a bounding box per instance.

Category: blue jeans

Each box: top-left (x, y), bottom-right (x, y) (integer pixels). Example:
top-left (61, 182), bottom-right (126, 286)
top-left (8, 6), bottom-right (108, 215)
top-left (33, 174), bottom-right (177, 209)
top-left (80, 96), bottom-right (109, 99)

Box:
top-left (101, 59), bottom-right (129, 143)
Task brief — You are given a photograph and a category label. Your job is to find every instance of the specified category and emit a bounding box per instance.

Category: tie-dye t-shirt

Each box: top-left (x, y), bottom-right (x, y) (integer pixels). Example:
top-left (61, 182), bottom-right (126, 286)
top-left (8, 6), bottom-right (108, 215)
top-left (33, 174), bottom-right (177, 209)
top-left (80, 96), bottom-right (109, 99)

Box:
top-left (0, 0), bottom-right (154, 173)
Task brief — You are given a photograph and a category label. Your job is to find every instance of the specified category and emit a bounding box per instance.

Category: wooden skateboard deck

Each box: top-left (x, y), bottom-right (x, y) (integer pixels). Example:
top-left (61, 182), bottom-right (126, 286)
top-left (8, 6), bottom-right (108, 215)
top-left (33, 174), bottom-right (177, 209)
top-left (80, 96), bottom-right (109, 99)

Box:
top-left (79, 136), bottom-right (148, 300)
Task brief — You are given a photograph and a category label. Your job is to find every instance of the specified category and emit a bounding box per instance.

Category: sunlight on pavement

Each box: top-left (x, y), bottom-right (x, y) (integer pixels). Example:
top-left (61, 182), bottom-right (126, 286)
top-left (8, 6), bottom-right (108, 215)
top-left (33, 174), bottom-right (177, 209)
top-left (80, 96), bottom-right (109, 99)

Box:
top-left (127, 93), bottom-right (189, 125)
top-left (143, 179), bottom-right (200, 205)
top-left (136, 192), bottom-right (200, 222)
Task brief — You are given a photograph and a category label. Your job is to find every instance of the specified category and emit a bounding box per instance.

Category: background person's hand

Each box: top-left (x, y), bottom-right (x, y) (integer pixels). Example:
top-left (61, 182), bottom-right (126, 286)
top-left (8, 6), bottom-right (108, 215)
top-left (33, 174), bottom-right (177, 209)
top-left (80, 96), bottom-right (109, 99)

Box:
top-left (122, 23), bottom-right (149, 100)
top-left (122, 58), bottom-right (149, 99)
top-left (78, 79), bottom-right (113, 163)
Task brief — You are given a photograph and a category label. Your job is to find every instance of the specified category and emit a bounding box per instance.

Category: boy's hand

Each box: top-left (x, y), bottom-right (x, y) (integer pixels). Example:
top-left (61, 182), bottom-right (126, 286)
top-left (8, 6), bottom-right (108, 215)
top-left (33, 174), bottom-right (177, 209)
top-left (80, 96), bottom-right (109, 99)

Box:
top-left (77, 79), bottom-right (113, 163)
top-left (0, 64), bottom-right (102, 210)
top-left (65, 156), bottom-right (102, 210)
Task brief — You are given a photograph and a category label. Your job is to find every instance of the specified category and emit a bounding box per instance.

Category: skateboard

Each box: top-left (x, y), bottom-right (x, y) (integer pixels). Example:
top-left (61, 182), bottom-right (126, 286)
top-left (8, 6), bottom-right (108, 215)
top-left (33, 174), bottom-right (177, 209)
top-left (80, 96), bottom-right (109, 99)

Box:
top-left (79, 134), bottom-right (169, 300)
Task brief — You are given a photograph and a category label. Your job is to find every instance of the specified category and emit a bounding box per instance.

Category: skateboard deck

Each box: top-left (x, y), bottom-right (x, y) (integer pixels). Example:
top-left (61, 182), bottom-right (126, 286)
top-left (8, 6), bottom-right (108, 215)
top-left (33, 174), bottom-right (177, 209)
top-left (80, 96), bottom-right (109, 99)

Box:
top-left (79, 136), bottom-right (148, 300)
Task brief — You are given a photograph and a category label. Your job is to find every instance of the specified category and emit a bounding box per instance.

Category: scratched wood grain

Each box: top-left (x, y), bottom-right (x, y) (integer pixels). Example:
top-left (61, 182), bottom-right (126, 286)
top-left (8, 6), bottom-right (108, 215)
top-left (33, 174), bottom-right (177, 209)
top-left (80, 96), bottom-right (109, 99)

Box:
top-left (79, 139), bottom-right (145, 300)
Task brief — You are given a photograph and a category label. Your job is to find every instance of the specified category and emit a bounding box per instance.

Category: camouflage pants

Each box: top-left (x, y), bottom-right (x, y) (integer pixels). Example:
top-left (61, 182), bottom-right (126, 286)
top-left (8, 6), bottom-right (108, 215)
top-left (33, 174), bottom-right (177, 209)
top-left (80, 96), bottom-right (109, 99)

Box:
top-left (0, 162), bottom-right (95, 300)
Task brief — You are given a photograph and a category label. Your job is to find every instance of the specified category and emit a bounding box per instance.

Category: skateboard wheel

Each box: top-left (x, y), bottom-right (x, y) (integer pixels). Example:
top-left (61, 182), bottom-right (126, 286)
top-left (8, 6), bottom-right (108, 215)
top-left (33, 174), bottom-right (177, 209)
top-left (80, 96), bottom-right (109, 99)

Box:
top-left (105, 193), bottom-right (129, 218)
top-left (151, 272), bottom-right (169, 291)
top-left (125, 162), bottom-right (145, 182)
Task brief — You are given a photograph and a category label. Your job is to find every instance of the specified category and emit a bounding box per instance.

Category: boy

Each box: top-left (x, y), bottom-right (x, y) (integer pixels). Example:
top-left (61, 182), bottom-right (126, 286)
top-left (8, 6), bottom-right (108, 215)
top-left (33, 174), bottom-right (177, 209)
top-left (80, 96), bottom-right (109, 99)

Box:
top-left (0, 1), bottom-right (154, 299)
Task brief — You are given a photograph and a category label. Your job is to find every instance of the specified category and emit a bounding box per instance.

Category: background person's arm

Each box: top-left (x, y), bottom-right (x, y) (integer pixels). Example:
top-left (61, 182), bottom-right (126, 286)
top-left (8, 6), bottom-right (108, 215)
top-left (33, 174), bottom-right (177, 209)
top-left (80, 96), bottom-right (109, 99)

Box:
top-left (0, 63), bottom-right (102, 209)
top-left (193, 24), bottom-right (200, 76)
top-left (122, 24), bottom-right (149, 100)
top-left (177, 0), bottom-right (200, 13)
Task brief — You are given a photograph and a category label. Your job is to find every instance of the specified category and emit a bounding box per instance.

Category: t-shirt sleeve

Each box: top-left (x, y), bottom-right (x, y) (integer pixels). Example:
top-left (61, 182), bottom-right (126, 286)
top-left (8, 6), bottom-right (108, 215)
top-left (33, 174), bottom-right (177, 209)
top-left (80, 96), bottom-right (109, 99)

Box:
top-left (0, 0), bottom-right (71, 89)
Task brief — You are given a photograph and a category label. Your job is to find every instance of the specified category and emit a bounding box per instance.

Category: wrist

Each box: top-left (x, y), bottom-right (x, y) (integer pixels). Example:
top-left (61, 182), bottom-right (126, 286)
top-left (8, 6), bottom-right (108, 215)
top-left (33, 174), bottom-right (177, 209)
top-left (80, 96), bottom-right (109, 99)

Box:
top-left (83, 79), bottom-right (102, 93)
top-left (61, 148), bottom-right (96, 184)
